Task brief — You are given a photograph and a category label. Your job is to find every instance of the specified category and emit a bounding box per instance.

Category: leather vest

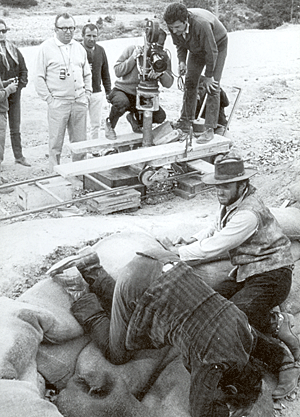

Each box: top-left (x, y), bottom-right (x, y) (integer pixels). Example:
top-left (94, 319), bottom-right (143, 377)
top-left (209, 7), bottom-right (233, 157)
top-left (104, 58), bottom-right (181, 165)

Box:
top-left (222, 186), bottom-right (293, 281)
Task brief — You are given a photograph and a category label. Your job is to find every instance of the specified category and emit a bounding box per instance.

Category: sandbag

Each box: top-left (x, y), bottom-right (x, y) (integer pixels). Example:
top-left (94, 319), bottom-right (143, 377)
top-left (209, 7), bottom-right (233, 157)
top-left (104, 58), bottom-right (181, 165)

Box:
top-left (0, 297), bottom-right (58, 380)
top-left (56, 341), bottom-right (179, 416)
top-left (19, 278), bottom-right (84, 342)
top-left (74, 341), bottom-right (179, 397)
top-left (141, 355), bottom-right (191, 417)
top-left (37, 335), bottom-right (91, 390)
top-left (191, 259), bottom-right (233, 289)
top-left (270, 207), bottom-right (300, 240)
top-left (57, 342), bottom-right (179, 417)
top-left (92, 230), bottom-right (171, 280)
top-left (0, 380), bottom-right (63, 417)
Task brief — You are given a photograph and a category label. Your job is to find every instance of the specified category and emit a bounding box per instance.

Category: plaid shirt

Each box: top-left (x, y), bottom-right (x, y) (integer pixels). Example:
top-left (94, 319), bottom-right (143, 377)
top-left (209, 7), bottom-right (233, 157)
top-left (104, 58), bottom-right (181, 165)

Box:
top-left (126, 262), bottom-right (253, 372)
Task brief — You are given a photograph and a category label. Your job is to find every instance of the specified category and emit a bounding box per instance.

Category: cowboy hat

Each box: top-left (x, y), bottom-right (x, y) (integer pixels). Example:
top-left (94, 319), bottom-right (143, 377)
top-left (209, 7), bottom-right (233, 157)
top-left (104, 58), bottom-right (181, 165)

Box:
top-left (202, 154), bottom-right (257, 185)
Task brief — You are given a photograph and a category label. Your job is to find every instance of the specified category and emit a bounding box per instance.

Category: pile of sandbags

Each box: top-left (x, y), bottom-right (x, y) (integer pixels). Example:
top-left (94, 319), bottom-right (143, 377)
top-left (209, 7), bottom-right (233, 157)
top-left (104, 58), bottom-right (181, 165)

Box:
top-left (1, 206), bottom-right (300, 417)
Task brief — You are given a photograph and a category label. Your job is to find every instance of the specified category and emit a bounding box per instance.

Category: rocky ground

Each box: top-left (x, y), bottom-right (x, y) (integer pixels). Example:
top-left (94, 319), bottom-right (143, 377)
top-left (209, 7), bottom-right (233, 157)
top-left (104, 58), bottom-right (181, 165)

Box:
top-left (0, 2), bottom-right (300, 415)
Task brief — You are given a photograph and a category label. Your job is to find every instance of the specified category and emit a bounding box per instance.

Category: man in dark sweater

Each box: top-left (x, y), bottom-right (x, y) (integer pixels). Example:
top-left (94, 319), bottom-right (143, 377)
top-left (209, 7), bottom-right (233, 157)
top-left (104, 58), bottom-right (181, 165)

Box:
top-left (82, 23), bottom-right (111, 140)
top-left (163, 4), bottom-right (228, 134)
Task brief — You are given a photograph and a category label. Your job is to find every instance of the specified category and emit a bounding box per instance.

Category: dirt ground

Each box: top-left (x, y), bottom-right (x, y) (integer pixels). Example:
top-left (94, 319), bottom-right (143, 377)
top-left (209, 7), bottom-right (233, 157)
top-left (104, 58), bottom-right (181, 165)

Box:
top-left (0, 4), bottom-right (300, 416)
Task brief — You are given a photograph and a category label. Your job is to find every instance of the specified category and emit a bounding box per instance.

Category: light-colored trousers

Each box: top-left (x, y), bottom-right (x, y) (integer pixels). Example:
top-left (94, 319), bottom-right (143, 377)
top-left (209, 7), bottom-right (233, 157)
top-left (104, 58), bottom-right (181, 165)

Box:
top-left (0, 112), bottom-right (7, 165)
top-left (47, 98), bottom-right (88, 171)
top-left (88, 92), bottom-right (104, 140)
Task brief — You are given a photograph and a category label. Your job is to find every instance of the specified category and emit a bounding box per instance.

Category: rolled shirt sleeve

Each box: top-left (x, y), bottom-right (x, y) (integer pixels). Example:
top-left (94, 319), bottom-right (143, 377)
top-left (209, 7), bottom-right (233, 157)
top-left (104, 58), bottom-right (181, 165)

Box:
top-left (178, 210), bottom-right (258, 262)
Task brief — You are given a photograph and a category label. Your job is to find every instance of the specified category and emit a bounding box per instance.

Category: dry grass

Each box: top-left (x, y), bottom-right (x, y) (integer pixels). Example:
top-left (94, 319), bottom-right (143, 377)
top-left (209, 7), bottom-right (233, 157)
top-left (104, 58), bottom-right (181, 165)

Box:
top-left (1, 0), bottom-right (168, 46)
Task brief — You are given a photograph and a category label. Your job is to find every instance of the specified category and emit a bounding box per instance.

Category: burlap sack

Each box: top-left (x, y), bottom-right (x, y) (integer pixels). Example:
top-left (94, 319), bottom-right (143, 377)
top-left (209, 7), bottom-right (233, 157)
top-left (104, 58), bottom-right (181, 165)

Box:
top-left (92, 231), bottom-right (170, 280)
top-left (0, 296), bottom-right (58, 380)
top-left (0, 380), bottom-right (63, 417)
top-left (141, 355), bottom-right (191, 417)
top-left (56, 341), bottom-right (179, 417)
top-left (19, 278), bottom-right (84, 343)
top-left (75, 342), bottom-right (179, 396)
top-left (37, 335), bottom-right (91, 390)
top-left (270, 207), bottom-right (300, 240)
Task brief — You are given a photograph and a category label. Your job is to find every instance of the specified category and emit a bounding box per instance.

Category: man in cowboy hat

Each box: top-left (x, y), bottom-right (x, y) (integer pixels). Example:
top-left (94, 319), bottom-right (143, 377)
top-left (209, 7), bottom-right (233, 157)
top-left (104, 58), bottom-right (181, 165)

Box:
top-left (160, 152), bottom-right (300, 399)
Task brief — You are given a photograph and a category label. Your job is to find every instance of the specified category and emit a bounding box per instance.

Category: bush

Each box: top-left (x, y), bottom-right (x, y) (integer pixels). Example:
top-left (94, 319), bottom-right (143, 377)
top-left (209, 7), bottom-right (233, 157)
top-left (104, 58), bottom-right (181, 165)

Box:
top-left (0, 0), bottom-right (38, 7)
top-left (64, 1), bottom-right (72, 6)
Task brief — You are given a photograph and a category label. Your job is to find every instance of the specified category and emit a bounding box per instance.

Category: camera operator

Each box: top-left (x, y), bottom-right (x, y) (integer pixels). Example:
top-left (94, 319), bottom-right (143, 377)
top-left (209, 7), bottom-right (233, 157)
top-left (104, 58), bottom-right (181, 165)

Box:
top-left (105, 28), bottom-right (174, 140)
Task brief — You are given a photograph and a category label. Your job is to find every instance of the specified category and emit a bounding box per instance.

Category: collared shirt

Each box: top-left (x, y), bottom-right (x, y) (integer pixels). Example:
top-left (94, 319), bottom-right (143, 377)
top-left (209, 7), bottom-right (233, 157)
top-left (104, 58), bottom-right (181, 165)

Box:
top-left (182, 21), bottom-right (190, 40)
top-left (179, 209), bottom-right (258, 263)
top-left (178, 189), bottom-right (258, 265)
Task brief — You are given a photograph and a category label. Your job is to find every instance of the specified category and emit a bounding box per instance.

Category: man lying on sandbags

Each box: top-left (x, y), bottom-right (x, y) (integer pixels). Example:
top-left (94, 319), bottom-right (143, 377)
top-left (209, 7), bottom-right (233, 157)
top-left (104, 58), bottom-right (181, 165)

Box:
top-left (159, 152), bottom-right (300, 399)
top-left (49, 245), bottom-right (298, 417)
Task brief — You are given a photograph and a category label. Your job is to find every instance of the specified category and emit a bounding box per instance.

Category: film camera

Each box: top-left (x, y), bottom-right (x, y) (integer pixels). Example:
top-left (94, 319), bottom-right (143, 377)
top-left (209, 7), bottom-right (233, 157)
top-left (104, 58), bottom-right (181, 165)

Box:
top-left (138, 20), bottom-right (169, 77)
top-left (136, 20), bottom-right (169, 114)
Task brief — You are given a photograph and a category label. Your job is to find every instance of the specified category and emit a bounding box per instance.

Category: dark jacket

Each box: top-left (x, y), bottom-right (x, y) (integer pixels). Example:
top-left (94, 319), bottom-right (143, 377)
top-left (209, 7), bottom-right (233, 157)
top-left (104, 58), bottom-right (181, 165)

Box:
top-left (83, 43), bottom-right (111, 94)
top-left (170, 9), bottom-right (227, 77)
top-left (0, 41), bottom-right (28, 89)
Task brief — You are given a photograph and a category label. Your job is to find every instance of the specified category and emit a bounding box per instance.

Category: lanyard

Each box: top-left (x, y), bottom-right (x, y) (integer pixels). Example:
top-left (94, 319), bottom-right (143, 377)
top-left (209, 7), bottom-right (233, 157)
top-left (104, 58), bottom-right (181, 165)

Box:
top-left (59, 44), bottom-right (71, 76)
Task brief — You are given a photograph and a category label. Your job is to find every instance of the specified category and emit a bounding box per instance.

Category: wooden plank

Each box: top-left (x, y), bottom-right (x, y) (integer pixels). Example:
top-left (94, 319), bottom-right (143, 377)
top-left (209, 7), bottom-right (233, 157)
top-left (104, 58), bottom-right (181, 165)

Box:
top-left (55, 135), bottom-right (231, 178)
top-left (186, 159), bottom-right (215, 173)
top-left (69, 132), bottom-right (143, 154)
top-left (69, 122), bottom-right (173, 154)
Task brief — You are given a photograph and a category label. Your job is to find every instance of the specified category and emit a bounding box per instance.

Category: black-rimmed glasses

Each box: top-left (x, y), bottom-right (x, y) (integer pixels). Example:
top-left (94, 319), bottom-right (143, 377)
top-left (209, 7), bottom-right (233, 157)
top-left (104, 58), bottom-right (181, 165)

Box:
top-left (56, 26), bottom-right (75, 33)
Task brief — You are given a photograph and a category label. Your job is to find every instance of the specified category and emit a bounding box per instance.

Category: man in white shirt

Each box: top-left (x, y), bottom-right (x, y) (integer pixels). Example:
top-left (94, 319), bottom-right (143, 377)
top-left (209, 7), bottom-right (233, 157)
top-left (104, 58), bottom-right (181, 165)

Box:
top-left (161, 153), bottom-right (300, 399)
top-left (34, 13), bottom-right (92, 171)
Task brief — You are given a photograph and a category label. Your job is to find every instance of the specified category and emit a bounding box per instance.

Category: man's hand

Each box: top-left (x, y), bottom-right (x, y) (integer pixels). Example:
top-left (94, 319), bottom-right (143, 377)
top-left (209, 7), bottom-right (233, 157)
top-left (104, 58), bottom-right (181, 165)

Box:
top-left (172, 236), bottom-right (197, 246)
top-left (156, 237), bottom-right (180, 256)
top-left (132, 46), bottom-right (143, 60)
top-left (203, 76), bottom-right (219, 94)
top-left (178, 62), bottom-right (187, 76)
top-left (5, 80), bottom-right (18, 95)
top-left (3, 77), bottom-right (16, 87)
top-left (148, 69), bottom-right (164, 80)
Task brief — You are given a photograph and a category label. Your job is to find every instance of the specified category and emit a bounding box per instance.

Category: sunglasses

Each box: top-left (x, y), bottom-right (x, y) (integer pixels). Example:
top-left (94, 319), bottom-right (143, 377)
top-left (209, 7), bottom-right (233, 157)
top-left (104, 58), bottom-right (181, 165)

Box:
top-left (0, 29), bottom-right (8, 34)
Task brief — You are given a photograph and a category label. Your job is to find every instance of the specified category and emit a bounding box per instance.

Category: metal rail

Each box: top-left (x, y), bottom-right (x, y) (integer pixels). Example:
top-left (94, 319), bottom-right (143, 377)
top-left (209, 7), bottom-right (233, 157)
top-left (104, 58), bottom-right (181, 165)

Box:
top-left (0, 173), bottom-right (60, 191)
top-left (0, 168), bottom-right (209, 222)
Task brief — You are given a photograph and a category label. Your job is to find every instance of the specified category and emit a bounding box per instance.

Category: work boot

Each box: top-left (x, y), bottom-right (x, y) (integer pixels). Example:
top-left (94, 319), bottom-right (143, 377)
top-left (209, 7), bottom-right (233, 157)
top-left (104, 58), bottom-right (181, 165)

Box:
top-left (46, 246), bottom-right (100, 277)
top-left (15, 156), bottom-right (31, 167)
top-left (105, 118), bottom-right (117, 141)
top-left (195, 127), bottom-right (214, 144)
top-left (126, 112), bottom-right (143, 134)
top-left (84, 265), bottom-right (116, 315)
top-left (271, 312), bottom-right (300, 361)
top-left (272, 361), bottom-right (300, 399)
top-left (52, 266), bottom-right (90, 302)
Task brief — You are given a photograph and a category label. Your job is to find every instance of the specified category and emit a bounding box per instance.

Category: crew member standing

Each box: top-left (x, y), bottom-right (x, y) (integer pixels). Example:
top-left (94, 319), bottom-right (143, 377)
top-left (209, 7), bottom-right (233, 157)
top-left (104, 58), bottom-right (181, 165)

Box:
top-left (34, 13), bottom-right (92, 171)
top-left (82, 23), bottom-right (111, 140)
top-left (163, 3), bottom-right (228, 134)
top-left (0, 19), bottom-right (30, 167)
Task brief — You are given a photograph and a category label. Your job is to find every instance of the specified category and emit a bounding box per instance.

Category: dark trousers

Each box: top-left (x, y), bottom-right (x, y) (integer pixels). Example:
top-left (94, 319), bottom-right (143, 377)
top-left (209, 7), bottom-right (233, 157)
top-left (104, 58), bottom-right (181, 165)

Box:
top-left (180, 37), bottom-right (228, 129)
top-left (8, 88), bottom-right (23, 160)
top-left (213, 267), bottom-right (292, 334)
top-left (108, 88), bottom-right (166, 128)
